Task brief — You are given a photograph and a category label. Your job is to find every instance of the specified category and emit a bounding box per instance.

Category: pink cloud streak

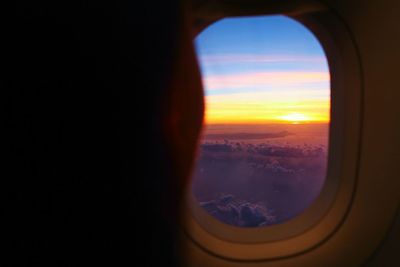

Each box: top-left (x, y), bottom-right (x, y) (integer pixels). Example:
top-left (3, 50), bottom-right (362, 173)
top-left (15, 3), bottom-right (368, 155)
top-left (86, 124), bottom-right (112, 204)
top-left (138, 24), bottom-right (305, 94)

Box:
top-left (199, 54), bottom-right (326, 65)
top-left (204, 71), bottom-right (330, 90)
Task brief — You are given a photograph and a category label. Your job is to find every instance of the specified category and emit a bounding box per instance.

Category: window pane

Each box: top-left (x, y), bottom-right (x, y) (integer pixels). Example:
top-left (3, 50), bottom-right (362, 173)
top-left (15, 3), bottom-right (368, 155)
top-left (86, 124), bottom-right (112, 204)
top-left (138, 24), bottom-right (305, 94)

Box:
top-left (191, 16), bottom-right (330, 227)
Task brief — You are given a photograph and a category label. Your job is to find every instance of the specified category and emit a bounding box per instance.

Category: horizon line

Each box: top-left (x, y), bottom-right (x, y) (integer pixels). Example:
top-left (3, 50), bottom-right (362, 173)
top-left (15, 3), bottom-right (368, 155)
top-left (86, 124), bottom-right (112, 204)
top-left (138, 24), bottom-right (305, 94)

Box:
top-left (204, 121), bottom-right (330, 125)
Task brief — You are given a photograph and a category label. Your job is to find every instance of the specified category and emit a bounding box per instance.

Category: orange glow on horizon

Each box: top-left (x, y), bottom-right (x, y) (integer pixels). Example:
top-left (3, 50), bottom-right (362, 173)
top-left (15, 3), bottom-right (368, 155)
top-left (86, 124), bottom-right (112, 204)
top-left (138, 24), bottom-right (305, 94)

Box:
top-left (203, 93), bottom-right (330, 125)
top-left (204, 117), bottom-right (330, 125)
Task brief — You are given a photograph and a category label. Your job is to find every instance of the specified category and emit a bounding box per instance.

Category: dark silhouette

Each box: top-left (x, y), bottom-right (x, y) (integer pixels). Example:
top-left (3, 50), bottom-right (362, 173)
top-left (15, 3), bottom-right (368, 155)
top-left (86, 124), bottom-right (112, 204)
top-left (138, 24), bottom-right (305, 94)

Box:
top-left (2, 1), bottom-right (197, 266)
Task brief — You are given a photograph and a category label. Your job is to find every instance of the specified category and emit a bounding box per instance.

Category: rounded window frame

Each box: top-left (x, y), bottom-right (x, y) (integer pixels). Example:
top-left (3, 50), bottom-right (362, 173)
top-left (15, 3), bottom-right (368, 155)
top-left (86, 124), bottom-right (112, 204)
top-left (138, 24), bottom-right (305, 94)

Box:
top-left (182, 7), bottom-right (362, 261)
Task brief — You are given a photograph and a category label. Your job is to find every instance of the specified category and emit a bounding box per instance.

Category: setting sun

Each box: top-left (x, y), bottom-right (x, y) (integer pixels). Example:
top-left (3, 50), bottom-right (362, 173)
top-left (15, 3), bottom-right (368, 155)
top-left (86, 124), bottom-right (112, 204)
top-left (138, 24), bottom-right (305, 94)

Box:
top-left (279, 113), bottom-right (310, 123)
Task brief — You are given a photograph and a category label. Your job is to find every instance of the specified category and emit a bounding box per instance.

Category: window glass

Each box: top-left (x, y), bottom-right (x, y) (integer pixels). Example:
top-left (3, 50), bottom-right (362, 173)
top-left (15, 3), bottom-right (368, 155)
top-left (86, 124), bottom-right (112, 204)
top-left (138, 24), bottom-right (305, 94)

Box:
top-left (191, 15), bottom-right (330, 227)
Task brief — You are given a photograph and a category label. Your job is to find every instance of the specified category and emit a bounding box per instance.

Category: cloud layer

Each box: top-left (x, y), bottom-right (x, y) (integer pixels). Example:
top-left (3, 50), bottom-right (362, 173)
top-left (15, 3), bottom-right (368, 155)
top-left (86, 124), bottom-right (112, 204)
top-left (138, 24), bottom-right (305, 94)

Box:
top-left (203, 71), bottom-right (329, 91)
top-left (200, 54), bottom-right (326, 65)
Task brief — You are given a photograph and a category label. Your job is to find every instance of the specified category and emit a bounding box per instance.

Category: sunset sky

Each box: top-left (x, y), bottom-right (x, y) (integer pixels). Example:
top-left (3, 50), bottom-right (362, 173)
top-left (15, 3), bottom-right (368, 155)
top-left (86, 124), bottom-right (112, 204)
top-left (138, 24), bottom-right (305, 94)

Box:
top-left (194, 15), bottom-right (330, 124)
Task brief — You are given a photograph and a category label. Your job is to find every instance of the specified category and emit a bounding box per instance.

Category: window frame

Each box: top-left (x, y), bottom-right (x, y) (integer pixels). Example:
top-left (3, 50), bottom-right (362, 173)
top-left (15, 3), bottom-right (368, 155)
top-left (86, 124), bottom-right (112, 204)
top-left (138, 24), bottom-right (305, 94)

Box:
top-left (181, 7), bottom-right (362, 261)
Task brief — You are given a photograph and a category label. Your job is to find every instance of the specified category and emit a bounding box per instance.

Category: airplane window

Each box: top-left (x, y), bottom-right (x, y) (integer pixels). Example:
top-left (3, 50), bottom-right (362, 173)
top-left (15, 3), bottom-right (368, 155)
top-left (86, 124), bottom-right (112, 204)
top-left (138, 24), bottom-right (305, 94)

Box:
top-left (191, 16), bottom-right (330, 227)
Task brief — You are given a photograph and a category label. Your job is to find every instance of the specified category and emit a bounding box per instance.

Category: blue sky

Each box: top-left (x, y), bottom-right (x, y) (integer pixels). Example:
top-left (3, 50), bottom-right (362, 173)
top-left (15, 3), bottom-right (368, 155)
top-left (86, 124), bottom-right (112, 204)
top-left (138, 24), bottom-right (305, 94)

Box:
top-left (195, 15), bottom-right (328, 73)
top-left (193, 15), bottom-right (330, 124)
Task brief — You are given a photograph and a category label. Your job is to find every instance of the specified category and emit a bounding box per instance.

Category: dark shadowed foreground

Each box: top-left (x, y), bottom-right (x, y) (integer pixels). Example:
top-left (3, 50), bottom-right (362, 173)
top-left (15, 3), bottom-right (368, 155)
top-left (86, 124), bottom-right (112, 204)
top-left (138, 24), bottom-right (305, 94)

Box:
top-left (192, 129), bottom-right (328, 226)
top-left (2, 1), bottom-right (190, 266)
